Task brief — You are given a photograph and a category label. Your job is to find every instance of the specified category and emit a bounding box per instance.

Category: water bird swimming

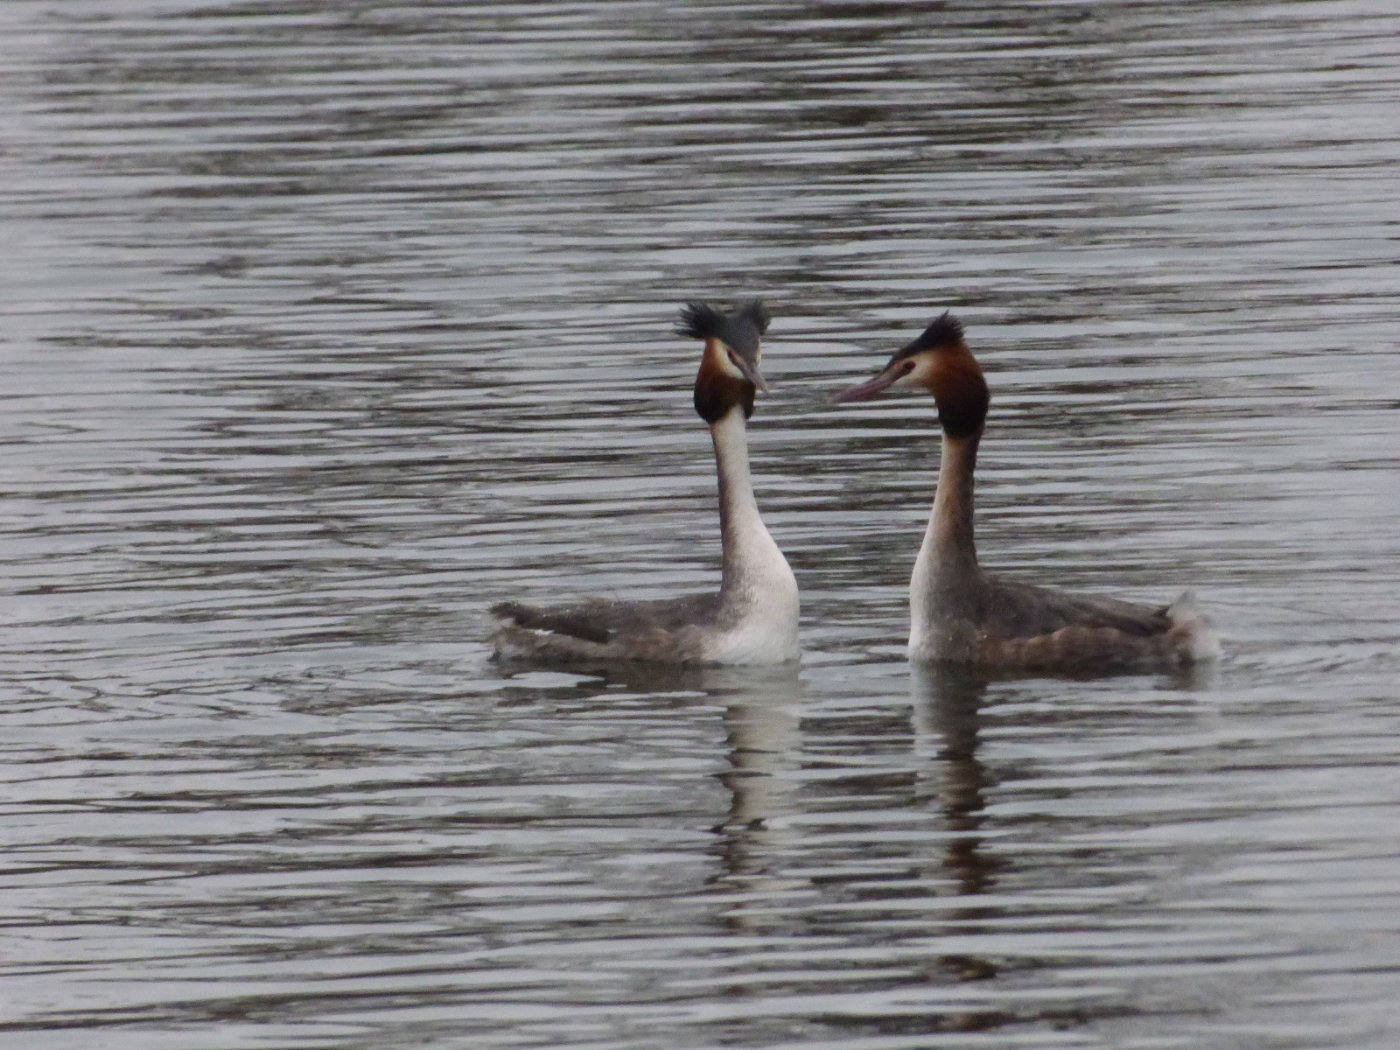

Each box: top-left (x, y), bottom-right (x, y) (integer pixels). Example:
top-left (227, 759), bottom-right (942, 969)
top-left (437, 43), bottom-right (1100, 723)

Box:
top-left (491, 301), bottom-right (799, 666)
top-left (831, 312), bottom-right (1219, 673)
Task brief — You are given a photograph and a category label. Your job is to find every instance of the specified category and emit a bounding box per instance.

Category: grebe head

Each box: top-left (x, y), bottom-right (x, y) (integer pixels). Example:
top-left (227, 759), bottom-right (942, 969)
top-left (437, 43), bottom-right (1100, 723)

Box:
top-left (679, 300), bottom-right (772, 424)
top-left (831, 311), bottom-right (989, 438)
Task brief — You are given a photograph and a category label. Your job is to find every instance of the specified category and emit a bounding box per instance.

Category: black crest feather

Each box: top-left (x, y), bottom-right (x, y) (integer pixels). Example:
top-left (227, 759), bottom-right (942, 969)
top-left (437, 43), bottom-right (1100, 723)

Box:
top-left (896, 310), bottom-right (964, 359)
top-left (676, 299), bottom-right (769, 363)
top-left (677, 301), bottom-right (726, 343)
top-left (738, 299), bottom-right (771, 336)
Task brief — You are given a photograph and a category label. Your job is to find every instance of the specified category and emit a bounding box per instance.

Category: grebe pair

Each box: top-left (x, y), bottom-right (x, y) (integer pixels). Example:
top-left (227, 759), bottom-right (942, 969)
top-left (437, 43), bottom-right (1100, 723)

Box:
top-left (490, 303), bottom-right (1219, 673)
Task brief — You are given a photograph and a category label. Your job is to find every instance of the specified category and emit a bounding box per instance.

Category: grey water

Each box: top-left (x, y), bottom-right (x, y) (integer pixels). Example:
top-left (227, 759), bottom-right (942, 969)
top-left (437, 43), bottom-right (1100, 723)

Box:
top-left (3, 1), bottom-right (1399, 1047)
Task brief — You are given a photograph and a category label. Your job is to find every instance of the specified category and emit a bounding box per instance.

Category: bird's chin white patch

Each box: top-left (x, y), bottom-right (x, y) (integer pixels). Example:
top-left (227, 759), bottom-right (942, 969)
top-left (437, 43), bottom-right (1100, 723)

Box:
top-left (720, 352), bottom-right (751, 382)
top-left (894, 355), bottom-right (936, 391)
top-left (705, 340), bottom-right (748, 381)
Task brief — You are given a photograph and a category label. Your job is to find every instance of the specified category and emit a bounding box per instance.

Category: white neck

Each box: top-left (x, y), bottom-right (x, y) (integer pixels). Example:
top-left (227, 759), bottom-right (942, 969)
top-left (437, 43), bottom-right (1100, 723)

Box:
top-left (710, 409), bottom-right (788, 596)
top-left (911, 429), bottom-right (982, 642)
top-left (705, 409), bottom-right (799, 663)
top-left (928, 430), bottom-right (979, 570)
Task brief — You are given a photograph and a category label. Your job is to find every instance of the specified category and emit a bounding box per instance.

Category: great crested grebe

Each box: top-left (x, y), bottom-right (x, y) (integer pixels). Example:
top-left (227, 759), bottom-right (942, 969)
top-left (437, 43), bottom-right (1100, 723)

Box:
top-left (490, 301), bottom-right (799, 666)
top-left (832, 312), bottom-right (1219, 672)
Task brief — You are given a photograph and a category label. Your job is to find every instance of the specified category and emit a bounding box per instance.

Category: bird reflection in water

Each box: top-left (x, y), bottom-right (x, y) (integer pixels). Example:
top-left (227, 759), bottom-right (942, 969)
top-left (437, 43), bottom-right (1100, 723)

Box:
top-left (911, 663), bottom-right (1003, 985)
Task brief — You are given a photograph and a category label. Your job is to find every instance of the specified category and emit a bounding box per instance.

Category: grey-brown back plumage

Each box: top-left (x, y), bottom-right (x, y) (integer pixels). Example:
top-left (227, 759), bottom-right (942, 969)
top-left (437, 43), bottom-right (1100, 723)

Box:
top-left (976, 575), bottom-right (1170, 641)
top-left (490, 593), bottom-right (724, 646)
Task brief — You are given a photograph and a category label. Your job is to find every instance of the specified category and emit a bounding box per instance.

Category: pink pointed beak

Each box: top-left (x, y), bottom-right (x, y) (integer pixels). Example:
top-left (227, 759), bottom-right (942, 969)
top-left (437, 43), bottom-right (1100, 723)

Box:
top-left (829, 361), bottom-right (911, 404)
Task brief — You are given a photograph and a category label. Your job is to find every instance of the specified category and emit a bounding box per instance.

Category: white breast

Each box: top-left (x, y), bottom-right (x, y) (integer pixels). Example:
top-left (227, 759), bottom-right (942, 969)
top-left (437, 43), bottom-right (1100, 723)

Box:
top-left (705, 557), bottom-right (800, 665)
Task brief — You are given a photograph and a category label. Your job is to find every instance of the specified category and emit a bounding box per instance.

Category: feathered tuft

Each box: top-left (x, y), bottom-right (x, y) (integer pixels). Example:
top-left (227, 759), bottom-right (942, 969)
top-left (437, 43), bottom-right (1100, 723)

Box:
top-left (738, 299), bottom-right (771, 336)
top-left (890, 310), bottom-right (966, 364)
top-left (677, 301), bottom-right (727, 342)
top-left (912, 310), bottom-right (964, 351)
top-left (677, 299), bottom-right (770, 345)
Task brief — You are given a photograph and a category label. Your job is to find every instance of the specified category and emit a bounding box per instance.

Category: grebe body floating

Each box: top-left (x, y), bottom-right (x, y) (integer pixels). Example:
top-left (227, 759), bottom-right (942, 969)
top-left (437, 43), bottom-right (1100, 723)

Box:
top-left (491, 301), bottom-right (799, 667)
top-left (832, 313), bottom-right (1219, 673)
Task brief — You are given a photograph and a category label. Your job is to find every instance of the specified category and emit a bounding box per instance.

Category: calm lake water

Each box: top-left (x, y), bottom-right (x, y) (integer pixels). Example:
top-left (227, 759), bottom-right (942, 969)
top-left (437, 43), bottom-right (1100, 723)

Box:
top-left (3, 2), bottom-right (1399, 1047)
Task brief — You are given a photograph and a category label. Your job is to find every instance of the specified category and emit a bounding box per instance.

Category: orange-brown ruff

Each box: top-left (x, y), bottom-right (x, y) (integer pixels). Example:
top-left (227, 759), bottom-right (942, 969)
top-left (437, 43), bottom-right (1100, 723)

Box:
top-left (490, 301), bottom-right (799, 667)
top-left (833, 312), bottom-right (1219, 673)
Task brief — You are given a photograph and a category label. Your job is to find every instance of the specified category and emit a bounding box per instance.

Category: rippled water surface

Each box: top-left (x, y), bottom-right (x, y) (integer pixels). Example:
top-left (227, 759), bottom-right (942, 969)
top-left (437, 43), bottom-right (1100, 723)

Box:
top-left (4, 2), bottom-right (1400, 1047)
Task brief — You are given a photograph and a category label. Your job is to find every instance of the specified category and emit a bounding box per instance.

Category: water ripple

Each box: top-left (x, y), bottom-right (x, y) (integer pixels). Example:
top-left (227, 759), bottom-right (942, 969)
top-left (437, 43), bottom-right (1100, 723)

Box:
top-left (3, 2), bottom-right (1399, 1048)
